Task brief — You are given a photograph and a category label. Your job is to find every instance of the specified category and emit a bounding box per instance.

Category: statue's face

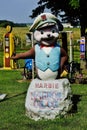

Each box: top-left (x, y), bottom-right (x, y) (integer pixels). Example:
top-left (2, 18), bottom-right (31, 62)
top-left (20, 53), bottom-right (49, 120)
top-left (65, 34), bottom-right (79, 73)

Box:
top-left (34, 25), bottom-right (59, 45)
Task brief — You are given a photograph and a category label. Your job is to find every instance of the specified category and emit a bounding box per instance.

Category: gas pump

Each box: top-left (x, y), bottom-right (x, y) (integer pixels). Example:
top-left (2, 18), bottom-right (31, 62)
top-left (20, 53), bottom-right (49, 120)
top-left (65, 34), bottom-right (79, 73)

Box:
top-left (3, 25), bottom-right (17, 69)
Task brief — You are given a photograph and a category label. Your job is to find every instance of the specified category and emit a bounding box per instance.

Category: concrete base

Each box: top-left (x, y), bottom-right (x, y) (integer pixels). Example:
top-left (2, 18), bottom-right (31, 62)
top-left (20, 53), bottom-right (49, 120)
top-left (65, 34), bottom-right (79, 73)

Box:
top-left (25, 78), bottom-right (72, 121)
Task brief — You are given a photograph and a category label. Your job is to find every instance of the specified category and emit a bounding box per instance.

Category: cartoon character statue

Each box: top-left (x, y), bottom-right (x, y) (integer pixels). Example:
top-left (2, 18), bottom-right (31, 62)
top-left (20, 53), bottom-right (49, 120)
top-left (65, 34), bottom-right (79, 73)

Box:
top-left (11, 13), bottom-right (72, 120)
top-left (12, 13), bottom-right (67, 79)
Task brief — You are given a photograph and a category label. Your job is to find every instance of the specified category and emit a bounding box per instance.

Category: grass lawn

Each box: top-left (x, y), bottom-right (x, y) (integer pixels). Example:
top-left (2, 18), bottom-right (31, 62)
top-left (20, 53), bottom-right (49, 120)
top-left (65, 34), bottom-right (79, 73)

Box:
top-left (0, 69), bottom-right (87, 130)
top-left (0, 27), bottom-right (87, 129)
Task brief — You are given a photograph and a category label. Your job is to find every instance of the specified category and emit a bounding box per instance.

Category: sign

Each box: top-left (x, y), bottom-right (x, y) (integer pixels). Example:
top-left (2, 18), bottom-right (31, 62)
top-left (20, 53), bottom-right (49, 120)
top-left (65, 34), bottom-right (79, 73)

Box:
top-left (80, 44), bottom-right (85, 52)
top-left (80, 53), bottom-right (85, 59)
top-left (25, 78), bottom-right (72, 121)
top-left (80, 37), bottom-right (85, 44)
top-left (80, 37), bottom-right (86, 59)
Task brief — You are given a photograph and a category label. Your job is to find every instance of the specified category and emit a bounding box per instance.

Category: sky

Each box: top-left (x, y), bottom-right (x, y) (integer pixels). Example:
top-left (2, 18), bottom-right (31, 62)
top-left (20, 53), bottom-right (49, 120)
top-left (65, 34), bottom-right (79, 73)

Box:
top-left (0, 0), bottom-right (38, 23)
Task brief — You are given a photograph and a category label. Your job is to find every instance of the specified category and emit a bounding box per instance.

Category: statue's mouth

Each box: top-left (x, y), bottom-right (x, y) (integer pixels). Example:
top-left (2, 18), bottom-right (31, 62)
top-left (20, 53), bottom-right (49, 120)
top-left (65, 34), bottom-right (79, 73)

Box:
top-left (41, 36), bottom-right (55, 42)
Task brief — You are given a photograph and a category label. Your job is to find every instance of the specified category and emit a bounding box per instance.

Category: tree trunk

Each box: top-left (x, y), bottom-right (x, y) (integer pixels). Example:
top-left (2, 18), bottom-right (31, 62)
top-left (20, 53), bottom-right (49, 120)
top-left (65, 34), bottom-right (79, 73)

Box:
top-left (79, 0), bottom-right (86, 36)
top-left (80, 18), bottom-right (86, 37)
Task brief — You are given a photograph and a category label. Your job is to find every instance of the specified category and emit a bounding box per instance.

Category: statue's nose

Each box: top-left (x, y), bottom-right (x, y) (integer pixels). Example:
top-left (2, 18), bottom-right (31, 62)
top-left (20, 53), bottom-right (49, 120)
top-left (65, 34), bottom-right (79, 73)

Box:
top-left (47, 34), bottom-right (51, 37)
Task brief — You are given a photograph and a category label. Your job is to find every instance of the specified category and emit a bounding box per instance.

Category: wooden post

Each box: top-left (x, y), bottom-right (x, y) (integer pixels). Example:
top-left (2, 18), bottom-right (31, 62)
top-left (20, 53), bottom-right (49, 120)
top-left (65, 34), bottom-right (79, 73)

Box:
top-left (61, 32), bottom-right (68, 66)
top-left (61, 32), bottom-right (68, 53)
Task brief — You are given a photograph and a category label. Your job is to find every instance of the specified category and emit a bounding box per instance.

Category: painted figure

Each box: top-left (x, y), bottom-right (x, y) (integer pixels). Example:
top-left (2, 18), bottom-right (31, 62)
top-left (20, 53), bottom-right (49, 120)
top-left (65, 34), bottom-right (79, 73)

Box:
top-left (11, 13), bottom-right (72, 120)
top-left (11, 13), bottom-right (68, 79)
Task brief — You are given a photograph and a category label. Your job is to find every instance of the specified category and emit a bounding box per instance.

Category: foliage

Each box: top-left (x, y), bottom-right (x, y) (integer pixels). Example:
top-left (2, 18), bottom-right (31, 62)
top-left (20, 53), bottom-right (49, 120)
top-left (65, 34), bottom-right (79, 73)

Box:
top-left (69, 0), bottom-right (79, 9)
top-left (30, 0), bottom-right (80, 20)
top-left (30, 0), bottom-right (87, 36)
top-left (0, 20), bottom-right (27, 27)
top-left (0, 20), bottom-right (14, 27)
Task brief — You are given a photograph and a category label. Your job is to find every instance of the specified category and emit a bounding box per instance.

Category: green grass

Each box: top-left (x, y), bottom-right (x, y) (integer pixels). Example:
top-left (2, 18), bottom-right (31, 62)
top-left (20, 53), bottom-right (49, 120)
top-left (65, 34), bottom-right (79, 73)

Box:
top-left (0, 27), bottom-right (87, 129)
top-left (0, 70), bottom-right (87, 130)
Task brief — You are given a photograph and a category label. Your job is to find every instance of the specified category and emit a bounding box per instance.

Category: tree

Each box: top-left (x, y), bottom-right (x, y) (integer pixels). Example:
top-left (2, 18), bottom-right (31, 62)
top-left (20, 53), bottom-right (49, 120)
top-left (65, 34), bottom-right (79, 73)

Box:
top-left (79, 0), bottom-right (87, 36)
top-left (30, 0), bottom-right (87, 36)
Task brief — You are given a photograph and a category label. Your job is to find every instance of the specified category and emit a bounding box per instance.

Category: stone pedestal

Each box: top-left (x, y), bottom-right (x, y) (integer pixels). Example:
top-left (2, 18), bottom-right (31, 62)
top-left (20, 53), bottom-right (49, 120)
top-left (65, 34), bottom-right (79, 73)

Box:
top-left (25, 78), bottom-right (72, 121)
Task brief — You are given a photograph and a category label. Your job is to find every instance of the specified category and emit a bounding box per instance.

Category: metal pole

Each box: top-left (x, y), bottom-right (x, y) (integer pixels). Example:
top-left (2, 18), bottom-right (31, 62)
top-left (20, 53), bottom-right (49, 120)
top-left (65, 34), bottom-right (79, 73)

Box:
top-left (69, 31), bottom-right (73, 78)
top-left (31, 32), bottom-right (34, 79)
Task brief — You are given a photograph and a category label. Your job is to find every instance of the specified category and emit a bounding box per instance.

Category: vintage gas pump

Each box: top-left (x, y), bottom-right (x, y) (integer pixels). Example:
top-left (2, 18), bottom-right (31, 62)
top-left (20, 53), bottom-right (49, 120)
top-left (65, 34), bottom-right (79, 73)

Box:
top-left (3, 25), bottom-right (17, 69)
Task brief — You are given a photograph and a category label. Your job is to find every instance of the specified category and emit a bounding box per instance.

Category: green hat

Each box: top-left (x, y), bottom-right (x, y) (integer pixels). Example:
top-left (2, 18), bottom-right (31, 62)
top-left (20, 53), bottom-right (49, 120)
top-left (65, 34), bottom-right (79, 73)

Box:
top-left (29, 13), bottom-right (63, 32)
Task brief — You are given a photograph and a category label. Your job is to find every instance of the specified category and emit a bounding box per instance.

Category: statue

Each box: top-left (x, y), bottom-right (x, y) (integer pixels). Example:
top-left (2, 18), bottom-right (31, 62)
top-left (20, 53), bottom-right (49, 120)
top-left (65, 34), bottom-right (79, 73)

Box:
top-left (11, 13), bottom-right (72, 121)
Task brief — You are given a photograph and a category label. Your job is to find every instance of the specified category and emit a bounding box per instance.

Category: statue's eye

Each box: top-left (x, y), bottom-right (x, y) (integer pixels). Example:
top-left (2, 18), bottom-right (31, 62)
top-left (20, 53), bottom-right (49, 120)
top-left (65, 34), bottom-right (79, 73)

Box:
top-left (52, 29), bottom-right (56, 33)
top-left (41, 30), bottom-right (44, 34)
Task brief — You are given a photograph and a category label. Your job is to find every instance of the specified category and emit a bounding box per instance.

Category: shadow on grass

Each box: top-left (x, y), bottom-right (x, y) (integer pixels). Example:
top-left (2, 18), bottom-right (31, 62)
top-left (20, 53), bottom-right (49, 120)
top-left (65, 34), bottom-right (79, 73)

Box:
top-left (0, 92), bottom-right (82, 117)
top-left (0, 91), bottom-right (27, 102)
top-left (70, 94), bottom-right (82, 113)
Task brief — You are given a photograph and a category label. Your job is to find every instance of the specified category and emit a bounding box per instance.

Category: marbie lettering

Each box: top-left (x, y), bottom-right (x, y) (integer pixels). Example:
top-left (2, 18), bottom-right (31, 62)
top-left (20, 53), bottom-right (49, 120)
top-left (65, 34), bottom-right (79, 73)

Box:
top-left (35, 82), bottom-right (59, 89)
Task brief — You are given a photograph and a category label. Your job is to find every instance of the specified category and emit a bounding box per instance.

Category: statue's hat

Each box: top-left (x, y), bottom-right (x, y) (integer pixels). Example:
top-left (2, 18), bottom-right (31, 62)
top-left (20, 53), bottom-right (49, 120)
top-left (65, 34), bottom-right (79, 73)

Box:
top-left (29, 12), bottom-right (63, 32)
